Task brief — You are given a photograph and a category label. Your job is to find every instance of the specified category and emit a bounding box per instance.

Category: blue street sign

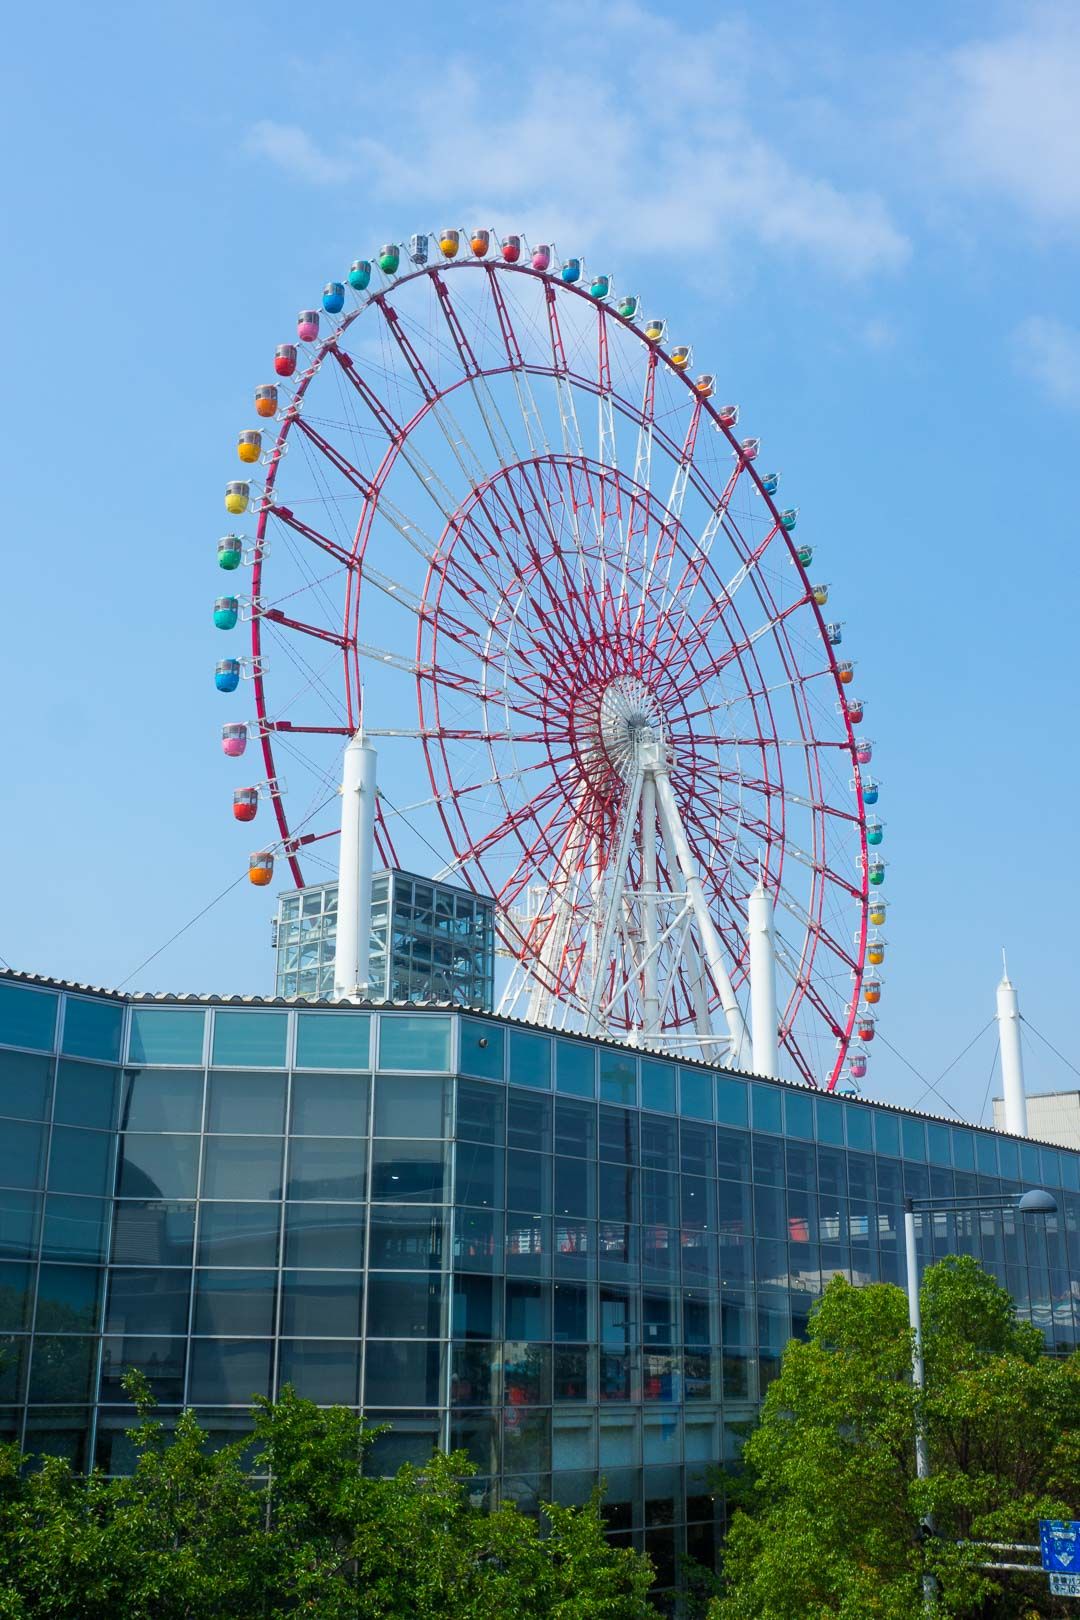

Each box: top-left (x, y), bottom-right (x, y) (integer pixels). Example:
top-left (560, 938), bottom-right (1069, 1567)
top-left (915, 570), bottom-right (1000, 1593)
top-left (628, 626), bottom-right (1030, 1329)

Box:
top-left (1041, 1521), bottom-right (1080, 1574)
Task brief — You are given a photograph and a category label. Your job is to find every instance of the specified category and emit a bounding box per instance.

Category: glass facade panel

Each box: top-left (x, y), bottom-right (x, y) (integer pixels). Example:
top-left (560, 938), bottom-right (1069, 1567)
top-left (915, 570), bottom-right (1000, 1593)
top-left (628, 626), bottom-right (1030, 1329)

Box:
top-left (0, 1122), bottom-right (46, 1190)
top-left (61, 998), bottom-right (123, 1063)
top-left (277, 1339), bottom-right (362, 1404)
top-left (187, 1339), bottom-right (273, 1404)
top-left (127, 1007), bottom-right (205, 1066)
top-left (211, 1011), bottom-right (288, 1069)
top-left (206, 1071), bottom-right (286, 1135)
top-left (374, 1075), bottom-right (450, 1138)
top-left (120, 1069), bottom-right (203, 1133)
top-left (509, 1030), bottom-right (551, 1091)
top-left (0, 1050), bottom-right (52, 1121)
top-left (379, 1016), bottom-right (451, 1072)
top-left (294, 1011), bottom-right (370, 1070)
top-left (0, 983), bottom-right (58, 1052)
top-left (283, 1203), bottom-right (365, 1270)
top-left (53, 1060), bottom-right (120, 1131)
top-left (48, 1126), bottom-right (115, 1198)
top-left (202, 1137), bottom-right (283, 1201)
top-left (197, 1202), bottom-right (280, 1268)
top-left (460, 1019), bottom-right (504, 1082)
top-left (280, 1272), bottom-right (364, 1337)
top-left (290, 1072), bottom-right (369, 1136)
top-left (557, 1041), bottom-right (596, 1098)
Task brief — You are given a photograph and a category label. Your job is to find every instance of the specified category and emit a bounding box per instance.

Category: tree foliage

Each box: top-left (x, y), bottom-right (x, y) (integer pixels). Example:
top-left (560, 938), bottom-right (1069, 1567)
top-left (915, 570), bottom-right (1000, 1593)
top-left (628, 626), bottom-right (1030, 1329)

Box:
top-left (0, 1378), bottom-right (659, 1620)
top-left (712, 1257), bottom-right (1080, 1619)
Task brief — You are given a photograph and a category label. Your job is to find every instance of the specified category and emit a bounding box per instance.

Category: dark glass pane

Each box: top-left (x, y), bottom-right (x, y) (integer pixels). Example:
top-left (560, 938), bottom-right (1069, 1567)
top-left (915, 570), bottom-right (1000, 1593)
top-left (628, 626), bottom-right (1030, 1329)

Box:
top-left (874, 1110), bottom-right (902, 1157)
top-left (716, 1128), bottom-right (750, 1181)
top-left (378, 1015), bottom-right (451, 1071)
top-left (642, 1168), bottom-right (677, 1229)
top-left (641, 1114), bottom-right (677, 1171)
top-left (452, 1274), bottom-right (500, 1340)
top-left (0, 1050), bottom-right (52, 1121)
top-left (202, 1137), bottom-right (283, 1201)
top-left (0, 983), bottom-right (57, 1051)
top-left (815, 1098), bottom-right (845, 1146)
top-left (503, 1341), bottom-right (551, 1405)
top-left (0, 1260), bottom-right (33, 1330)
top-left (554, 1099), bottom-right (596, 1159)
top-left (786, 1142), bottom-right (816, 1192)
top-left (369, 1205), bottom-right (445, 1270)
top-left (283, 1203), bottom-right (365, 1269)
top-left (508, 1091), bottom-right (552, 1152)
top-left (61, 998), bottom-right (123, 1063)
top-left (35, 1263), bottom-right (101, 1332)
top-left (680, 1069), bottom-right (713, 1121)
top-left (509, 1030), bottom-right (551, 1090)
top-left (456, 1081), bottom-right (505, 1145)
top-left (751, 1085), bottom-right (782, 1134)
top-left (454, 1208), bottom-right (501, 1272)
top-left (100, 1336), bottom-right (186, 1404)
top-left (553, 1345), bottom-right (592, 1401)
top-left (127, 1007), bottom-right (205, 1066)
top-left (197, 1203), bottom-right (280, 1268)
top-left (111, 1200), bottom-right (194, 1267)
top-left (553, 1281), bottom-right (591, 1341)
top-left (460, 1019), bottom-right (504, 1081)
top-left (290, 1072), bottom-right (369, 1136)
top-left (277, 1340), bottom-right (361, 1403)
top-left (784, 1091), bottom-right (814, 1140)
top-left (506, 1278), bottom-right (550, 1339)
top-left (48, 1125), bottom-right (114, 1197)
top-left (364, 1341), bottom-right (445, 1406)
top-left (556, 1041), bottom-right (595, 1098)
top-left (507, 1150), bottom-right (551, 1215)
top-left (600, 1050), bottom-right (636, 1106)
top-left (211, 1011), bottom-right (288, 1069)
top-left (206, 1071), bottom-right (286, 1135)
top-left (192, 1271), bottom-right (276, 1336)
top-left (28, 1337), bottom-right (96, 1404)
top-left (598, 1161), bottom-right (637, 1223)
top-left (599, 1107), bottom-right (638, 1165)
top-left (117, 1134), bottom-right (199, 1200)
top-left (846, 1104), bottom-right (874, 1152)
top-left (715, 1076), bottom-right (748, 1128)
top-left (53, 1061), bottom-right (119, 1131)
top-left (455, 1142), bottom-right (502, 1209)
top-left (555, 1155), bottom-right (595, 1219)
top-left (640, 1061), bottom-right (675, 1114)
top-left (450, 1346), bottom-right (496, 1409)
top-left (0, 1336), bottom-right (27, 1401)
top-left (373, 1076), bottom-right (450, 1138)
top-left (0, 1121), bottom-right (45, 1190)
top-left (294, 1010), bottom-right (370, 1070)
top-left (106, 1267), bottom-right (191, 1335)
top-left (681, 1123), bottom-right (716, 1180)
top-left (286, 1137), bottom-right (366, 1201)
top-left (367, 1274), bottom-right (445, 1337)
top-left (364, 1408), bottom-right (442, 1467)
top-left (187, 1339), bottom-right (273, 1404)
top-left (120, 1070), bottom-right (203, 1133)
top-left (279, 1272), bottom-right (363, 1337)
top-left (901, 1118), bottom-right (927, 1161)
top-left (370, 1140), bottom-right (447, 1202)
top-left (752, 1135), bottom-right (784, 1187)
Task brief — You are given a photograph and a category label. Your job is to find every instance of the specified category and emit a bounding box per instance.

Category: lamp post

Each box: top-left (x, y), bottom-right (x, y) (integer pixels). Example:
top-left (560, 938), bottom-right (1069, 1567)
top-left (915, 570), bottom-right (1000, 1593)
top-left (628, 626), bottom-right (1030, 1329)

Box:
top-left (903, 1187), bottom-right (1058, 1610)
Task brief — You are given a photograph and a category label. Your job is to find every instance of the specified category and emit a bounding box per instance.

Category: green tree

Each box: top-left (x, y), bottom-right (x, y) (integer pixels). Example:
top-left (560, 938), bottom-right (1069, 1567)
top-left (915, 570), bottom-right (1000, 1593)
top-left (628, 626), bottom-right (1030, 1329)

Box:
top-left (0, 1379), bottom-right (659, 1620)
top-left (712, 1257), bottom-right (1080, 1619)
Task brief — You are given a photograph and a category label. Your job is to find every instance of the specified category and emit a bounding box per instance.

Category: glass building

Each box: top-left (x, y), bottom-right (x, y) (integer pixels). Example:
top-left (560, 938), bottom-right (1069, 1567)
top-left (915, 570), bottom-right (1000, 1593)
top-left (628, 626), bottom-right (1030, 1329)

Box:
top-left (1, 969), bottom-right (1078, 1602)
top-left (272, 872), bottom-right (495, 1008)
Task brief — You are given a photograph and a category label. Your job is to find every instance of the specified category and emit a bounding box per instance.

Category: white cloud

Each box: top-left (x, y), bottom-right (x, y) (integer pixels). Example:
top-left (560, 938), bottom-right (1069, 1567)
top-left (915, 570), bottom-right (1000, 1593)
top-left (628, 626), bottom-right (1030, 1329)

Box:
top-left (244, 13), bottom-right (909, 281)
top-left (1012, 316), bottom-right (1080, 405)
top-left (933, 5), bottom-right (1080, 231)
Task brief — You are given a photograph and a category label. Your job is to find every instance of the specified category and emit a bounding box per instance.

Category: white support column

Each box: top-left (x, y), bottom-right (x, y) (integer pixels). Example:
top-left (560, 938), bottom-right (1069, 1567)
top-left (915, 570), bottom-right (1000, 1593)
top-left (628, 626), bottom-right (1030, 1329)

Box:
top-left (583, 769), bottom-right (643, 1033)
top-left (649, 745), bottom-right (751, 1067)
top-left (748, 880), bottom-right (780, 1079)
top-left (996, 956), bottom-right (1027, 1137)
top-left (656, 806), bottom-right (717, 1057)
top-left (640, 773), bottom-right (660, 1040)
top-left (334, 729), bottom-right (377, 1003)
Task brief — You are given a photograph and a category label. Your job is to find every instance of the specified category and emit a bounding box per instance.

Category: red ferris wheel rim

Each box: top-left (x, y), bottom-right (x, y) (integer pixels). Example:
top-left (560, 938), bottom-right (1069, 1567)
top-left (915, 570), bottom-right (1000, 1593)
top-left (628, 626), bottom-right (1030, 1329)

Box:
top-left (231, 248), bottom-right (871, 1089)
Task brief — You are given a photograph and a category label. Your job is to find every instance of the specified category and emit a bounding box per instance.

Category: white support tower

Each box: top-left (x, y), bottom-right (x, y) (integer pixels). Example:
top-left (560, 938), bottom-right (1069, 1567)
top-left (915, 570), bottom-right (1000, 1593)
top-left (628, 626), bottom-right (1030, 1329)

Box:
top-left (333, 729), bottom-right (378, 1003)
top-left (747, 880), bottom-right (780, 1078)
top-left (996, 953), bottom-right (1027, 1137)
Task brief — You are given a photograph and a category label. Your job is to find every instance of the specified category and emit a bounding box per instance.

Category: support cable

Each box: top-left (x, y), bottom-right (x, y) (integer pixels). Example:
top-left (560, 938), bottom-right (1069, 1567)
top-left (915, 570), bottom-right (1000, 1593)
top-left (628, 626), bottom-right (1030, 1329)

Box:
top-left (1020, 1015), bottom-right (1080, 1085)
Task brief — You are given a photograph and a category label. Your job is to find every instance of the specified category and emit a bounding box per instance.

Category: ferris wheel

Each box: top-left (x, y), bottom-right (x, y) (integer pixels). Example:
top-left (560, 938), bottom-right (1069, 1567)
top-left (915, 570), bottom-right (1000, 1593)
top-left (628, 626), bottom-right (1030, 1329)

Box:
top-left (214, 229), bottom-right (884, 1091)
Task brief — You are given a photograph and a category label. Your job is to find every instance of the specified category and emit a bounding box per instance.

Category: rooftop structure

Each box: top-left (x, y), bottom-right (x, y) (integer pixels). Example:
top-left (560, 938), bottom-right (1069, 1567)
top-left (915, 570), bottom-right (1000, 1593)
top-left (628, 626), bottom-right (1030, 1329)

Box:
top-left (994, 1091), bottom-right (1080, 1153)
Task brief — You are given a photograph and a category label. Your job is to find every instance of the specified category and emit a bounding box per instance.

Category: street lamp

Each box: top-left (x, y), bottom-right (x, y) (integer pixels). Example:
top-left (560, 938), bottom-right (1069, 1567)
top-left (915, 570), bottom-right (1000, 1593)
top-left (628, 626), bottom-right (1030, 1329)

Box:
top-left (903, 1187), bottom-right (1058, 1608)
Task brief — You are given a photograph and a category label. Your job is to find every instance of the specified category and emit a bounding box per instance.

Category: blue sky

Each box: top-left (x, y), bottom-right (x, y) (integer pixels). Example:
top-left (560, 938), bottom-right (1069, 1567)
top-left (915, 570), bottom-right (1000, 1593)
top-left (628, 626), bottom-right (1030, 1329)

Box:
top-left (2, 0), bottom-right (1078, 1121)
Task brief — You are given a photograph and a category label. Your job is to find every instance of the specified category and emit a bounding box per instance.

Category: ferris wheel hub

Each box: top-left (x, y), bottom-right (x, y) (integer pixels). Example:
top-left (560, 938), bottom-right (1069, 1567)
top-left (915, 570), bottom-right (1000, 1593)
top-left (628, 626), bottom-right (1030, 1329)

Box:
top-left (573, 674), bottom-right (667, 782)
